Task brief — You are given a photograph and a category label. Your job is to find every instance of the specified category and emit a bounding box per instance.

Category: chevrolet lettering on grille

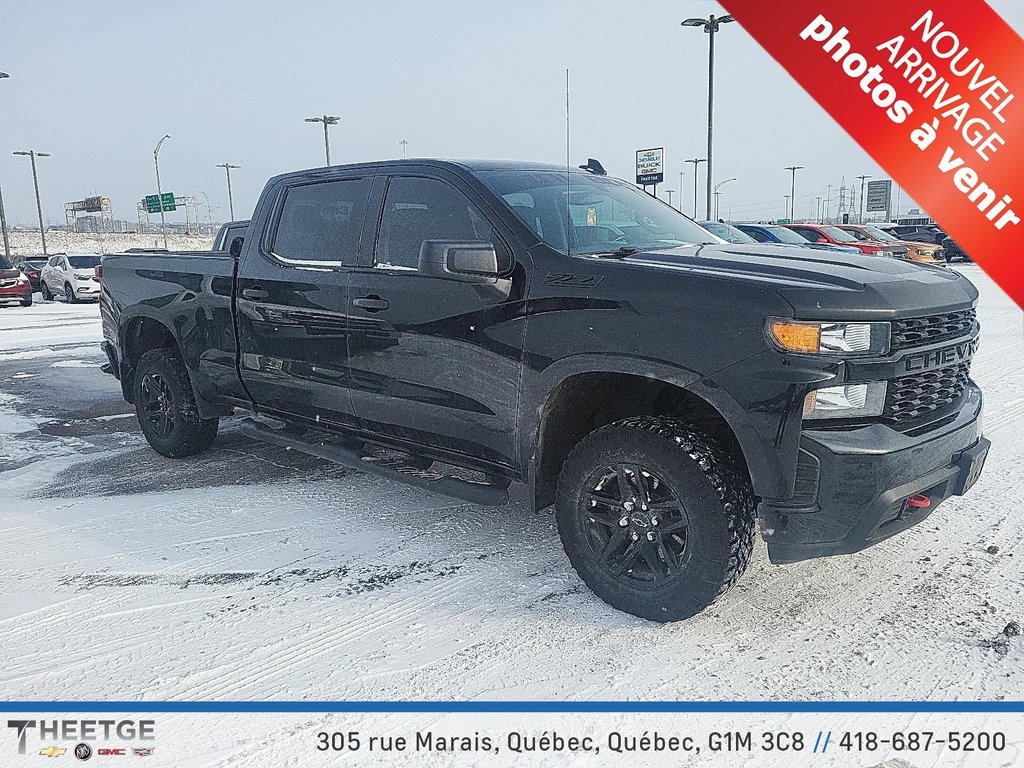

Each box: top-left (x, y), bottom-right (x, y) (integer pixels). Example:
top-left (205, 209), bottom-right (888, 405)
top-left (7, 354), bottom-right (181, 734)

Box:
top-left (904, 337), bottom-right (979, 372)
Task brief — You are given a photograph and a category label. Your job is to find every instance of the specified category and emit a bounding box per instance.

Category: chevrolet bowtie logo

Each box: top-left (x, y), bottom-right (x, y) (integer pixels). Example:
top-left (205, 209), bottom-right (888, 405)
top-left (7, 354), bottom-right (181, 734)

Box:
top-left (39, 746), bottom-right (67, 757)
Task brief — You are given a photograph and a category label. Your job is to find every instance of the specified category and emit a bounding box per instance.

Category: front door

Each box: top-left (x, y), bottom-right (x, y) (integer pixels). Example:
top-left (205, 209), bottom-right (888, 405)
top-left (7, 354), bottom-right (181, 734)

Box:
top-left (346, 172), bottom-right (528, 472)
top-left (236, 173), bottom-right (372, 430)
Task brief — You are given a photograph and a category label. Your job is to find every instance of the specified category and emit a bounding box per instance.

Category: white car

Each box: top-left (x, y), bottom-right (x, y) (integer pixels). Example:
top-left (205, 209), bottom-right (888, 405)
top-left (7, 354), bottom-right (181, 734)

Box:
top-left (39, 252), bottom-right (102, 303)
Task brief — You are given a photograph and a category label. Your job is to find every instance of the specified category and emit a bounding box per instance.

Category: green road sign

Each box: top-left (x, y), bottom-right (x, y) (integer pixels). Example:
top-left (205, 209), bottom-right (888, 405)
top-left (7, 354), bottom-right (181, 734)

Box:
top-left (161, 192), bottom-right (176, 212)
top-left (145, 193), bottom-right (176, 213)
top-left (144, 194), bottom-right (161, 214)
top-left (776, 218), bottom-right (792, 224)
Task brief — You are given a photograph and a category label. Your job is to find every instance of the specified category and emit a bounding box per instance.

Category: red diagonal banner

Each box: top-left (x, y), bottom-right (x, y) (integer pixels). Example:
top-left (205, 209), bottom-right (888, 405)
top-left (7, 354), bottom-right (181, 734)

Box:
top-left (720, 0), bottom-right (1024, 308)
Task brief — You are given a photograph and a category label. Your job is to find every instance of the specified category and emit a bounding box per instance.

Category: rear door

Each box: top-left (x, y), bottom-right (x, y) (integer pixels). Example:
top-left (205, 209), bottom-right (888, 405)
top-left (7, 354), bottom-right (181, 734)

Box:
top-left (235, 172), bottom-right (372, 430)
top-left (346, 171), bottom-right (528, 472)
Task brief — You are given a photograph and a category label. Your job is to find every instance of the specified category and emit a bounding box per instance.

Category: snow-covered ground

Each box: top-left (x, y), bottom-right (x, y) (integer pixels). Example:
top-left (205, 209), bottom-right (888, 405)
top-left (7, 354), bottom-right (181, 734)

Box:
top-left (3, 229), bottom-right (214, 258)
top-left (0, 268), bottom-right (1021, 714)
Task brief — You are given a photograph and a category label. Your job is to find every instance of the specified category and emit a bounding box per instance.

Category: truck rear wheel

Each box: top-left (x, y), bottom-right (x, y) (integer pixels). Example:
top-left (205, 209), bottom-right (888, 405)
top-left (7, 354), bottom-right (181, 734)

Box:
top-left (133, 349), bottom-right (219, 458)
top-left (555, 416), bottom-right (755, 622)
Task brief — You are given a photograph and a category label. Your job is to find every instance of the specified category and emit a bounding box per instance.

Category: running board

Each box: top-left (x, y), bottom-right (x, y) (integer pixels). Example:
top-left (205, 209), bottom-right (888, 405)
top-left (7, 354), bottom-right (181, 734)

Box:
top-left (237, 418), bottom-right (509, 507)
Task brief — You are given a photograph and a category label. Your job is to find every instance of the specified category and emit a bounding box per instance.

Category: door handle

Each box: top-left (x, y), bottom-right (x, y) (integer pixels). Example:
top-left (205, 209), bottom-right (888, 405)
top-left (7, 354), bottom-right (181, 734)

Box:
top-left (353, 295), bottom-right (390, 312)
top-left (241, 287), bottom-right (269, 301)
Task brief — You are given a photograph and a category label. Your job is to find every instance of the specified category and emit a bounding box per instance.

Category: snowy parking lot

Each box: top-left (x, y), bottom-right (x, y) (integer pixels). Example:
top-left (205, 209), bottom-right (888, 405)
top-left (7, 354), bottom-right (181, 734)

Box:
top-left (1, 268), bottom-right (1022, 707)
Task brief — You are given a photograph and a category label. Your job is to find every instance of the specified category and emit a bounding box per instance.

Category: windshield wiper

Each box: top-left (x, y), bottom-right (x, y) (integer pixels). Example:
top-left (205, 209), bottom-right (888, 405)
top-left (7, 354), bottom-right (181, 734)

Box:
top-left (590, 246), bottom-right (640, 259)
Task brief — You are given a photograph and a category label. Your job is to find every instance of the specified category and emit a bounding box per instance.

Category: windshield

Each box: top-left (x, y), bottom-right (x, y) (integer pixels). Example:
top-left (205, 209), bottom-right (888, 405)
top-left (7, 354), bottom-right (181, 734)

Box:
top-left (862, 225), bottom-right (898, 242)
top-left (819, 225), bottom-right (859, 243)
top-left (0, 257), bottom-right (12, 269)
top-left (477, 170), bottom-right (717, 255)
top-left (68, 255), bottom-right (101, 269)
top-left (762, 226), bottom-right (810, 245)
top-left (700, 221), bottom-right (755, 244)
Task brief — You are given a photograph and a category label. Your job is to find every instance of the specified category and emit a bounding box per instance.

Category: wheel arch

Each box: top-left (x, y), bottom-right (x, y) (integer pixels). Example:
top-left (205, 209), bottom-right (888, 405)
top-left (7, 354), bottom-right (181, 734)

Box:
top-left (523, 356), bottom-right (771, 511)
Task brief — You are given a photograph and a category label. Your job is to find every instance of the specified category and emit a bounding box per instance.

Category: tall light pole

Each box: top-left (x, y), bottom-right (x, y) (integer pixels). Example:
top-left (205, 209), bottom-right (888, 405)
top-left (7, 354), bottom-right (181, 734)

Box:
top-left (857, 174), bottom-right (872, 223)
top-left (815, 196), bottom-right (824, 223)
top-left (713, 177), bottom-right (737, 220)
top-left (666, 189), bottom-right (675, 209)
top-left (685, 158), bottom-right (707, 217)
top-left (399, 139), bottom-right (408, 159)
top-left (153, 135), bottom-right (170, 249)
top-left (216, 162), bottom-right (240, 220)
top-left (0, 72), bottom-right (10, 259)
top-left (785, 165), bottom-right (804, 221)
top-left (682, 14), bottom-right (735, 221)
top-left (784, 195), bottom-right (791, 221)
top-left (13, 150), bottom-right (51, 256)
top-left (305, 115), bottom-right (340, 166)
top-left (677, 171), bottom-right (684, 211)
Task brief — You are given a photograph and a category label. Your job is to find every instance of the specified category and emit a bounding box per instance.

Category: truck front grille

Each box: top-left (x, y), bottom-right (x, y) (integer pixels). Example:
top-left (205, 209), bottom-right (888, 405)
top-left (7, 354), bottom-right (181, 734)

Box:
top-left (883, 362), bottom-right (972, 423)
top-left (891, 309), bottom-right (976, 351)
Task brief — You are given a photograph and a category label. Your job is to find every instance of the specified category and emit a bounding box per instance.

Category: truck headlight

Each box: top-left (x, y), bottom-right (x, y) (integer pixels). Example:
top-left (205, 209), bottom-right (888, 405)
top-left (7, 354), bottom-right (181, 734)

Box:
top-left (767, 319), bottom-right (890, 356)
top-left (804, 382), bottom-right (887, 420)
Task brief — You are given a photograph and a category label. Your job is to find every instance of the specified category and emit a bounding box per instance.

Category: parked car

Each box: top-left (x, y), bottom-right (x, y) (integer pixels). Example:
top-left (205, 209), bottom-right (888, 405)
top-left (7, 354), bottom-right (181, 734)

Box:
top-left (699, 221), bottom-right (757, 244)
top-left (100, 158), bottom-right (989, 622)
top-left (877, 223), bottom-right (947, 244)
top-left (941, 236), bottom-right (973, 262)
top-left (212, 220), bottom-right (250, 251)
top-left (734, 223), bottom-right (861, 253)
top-left (39, 252), bottom-right (102, 303)
top-left (12, 254), bottom-right (48, 291)
top-left (0, 255), bottom-right (33, 306)
top-left (785, 223), bottom-right (907, 258)
top-left (837, 224), bottom-right (946, 265)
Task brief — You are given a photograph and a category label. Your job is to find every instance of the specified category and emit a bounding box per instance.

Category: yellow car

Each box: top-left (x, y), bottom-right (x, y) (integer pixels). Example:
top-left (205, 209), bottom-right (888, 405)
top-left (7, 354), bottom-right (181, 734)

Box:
top-left (837, 225), bottom-right (947, 265)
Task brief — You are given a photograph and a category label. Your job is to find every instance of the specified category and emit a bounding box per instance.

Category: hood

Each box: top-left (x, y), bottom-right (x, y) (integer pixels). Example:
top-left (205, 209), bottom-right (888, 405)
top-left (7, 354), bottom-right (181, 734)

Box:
top-left (0, 268), bottom-right (22, 280)
top-left (615, 243), bottom-right (978, 319)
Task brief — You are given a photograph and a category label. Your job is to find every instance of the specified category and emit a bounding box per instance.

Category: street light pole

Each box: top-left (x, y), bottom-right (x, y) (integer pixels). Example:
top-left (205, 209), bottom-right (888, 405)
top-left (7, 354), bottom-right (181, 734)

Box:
top-left (784, 195), bottom-right (791, 221)
top-left (713, 177), bottom-right (737, 220)
top-left (857, 174), bottom-right (872, 223)
top-left (399, 139), bottom-right (408, 159)
top-left (13, 150), bottom-right (51, 256)
top-left (685, 158), bottom-right (707, 217)
top-left (0, 183), bottom-right (10, 261)
top-left (677, 171), bottom-right (684, 211)
top-left (785, 165), bottom-right (804, 221)
top-left (153, 135), bottom-right (170, 249)
top-left (666, 189), bottom-right (674, 209)
top-left (682, 14), bottom-right (735, 221)
top-left (305, 115), bottom-right (341, 166)
top-left (216, 163), bottom-right (241, 220)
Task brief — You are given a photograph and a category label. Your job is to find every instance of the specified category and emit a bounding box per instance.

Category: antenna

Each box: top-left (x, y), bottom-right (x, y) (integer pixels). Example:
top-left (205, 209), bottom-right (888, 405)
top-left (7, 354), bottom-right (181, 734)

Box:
top-left (566, 68), bottom-right (571, 257)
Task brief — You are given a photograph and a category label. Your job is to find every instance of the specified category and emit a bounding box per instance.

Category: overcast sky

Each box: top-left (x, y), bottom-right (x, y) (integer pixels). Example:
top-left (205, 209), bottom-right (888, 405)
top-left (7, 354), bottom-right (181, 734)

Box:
top-left (1, 0), bottom-right (1022, 228)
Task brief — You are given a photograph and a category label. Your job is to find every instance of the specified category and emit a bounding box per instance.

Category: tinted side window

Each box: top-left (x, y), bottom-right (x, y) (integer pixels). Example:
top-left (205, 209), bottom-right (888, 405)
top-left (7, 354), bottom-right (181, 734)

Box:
top-left (790, 227), bottom-right (817, 241)
top-left (271, 178), bottom-right (369, 264)
top-left (376, 176), bottom-right (496, 271)
top-left (746, 228), bottom-right (771, 243)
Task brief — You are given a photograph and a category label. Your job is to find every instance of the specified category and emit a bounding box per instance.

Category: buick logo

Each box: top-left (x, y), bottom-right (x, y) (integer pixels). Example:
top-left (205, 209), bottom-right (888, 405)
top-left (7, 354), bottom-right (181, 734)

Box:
top-left (74, 743), bottom-right (92, 761)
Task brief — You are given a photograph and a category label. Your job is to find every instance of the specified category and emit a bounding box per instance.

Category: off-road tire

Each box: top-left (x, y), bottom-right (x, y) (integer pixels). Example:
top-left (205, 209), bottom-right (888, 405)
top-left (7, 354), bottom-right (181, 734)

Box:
top-left (40, 281), bottom-right (53, 301)
top-left (133, 349), bottom-right (219, 458)
top-left (555, 416), bottom-right (756, 622)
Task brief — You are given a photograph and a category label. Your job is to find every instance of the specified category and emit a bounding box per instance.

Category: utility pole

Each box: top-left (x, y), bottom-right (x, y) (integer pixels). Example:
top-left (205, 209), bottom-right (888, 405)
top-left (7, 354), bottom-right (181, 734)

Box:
top-left (785, 165), bottom-right (804, 221)
top-left (305, 114), bottom-right (341, 166)
top-left (713, 178), bottom-right (736, 221)
top-left (682, 14), bottom-right (735, 220)
top-left (153, 135), bottom-right (170, 249)
top-left (13, 150), bottom-right (51, 256)
top-left (856, 174), bottom-right (872, 223)
top-left (815, 196), bottom-right (824, 223)
top-left (216, 163), bottom-right (241, 220)
top-left (825, 184), bottom-right (832, 223)
top-left (685, 158), bottom-right (707, 218)
top-left (677, 171), bottom-right (684, 211)
top-left (399, 139), bottom-right (408, 159)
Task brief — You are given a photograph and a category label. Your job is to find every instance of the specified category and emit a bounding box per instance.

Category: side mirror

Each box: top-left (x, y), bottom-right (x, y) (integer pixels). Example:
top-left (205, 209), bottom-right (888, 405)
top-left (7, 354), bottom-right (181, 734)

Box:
top-left (419, 241), bottom-right (500, 282)
top-left (229, 236), bottom-right (244, 259)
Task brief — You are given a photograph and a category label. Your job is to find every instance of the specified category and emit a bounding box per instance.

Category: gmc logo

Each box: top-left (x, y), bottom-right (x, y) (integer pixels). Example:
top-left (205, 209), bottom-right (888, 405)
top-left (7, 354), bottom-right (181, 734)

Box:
top-left (98, 748), bottom-right (126, 756)
top-left (904, 338), bottom-right (979, 371)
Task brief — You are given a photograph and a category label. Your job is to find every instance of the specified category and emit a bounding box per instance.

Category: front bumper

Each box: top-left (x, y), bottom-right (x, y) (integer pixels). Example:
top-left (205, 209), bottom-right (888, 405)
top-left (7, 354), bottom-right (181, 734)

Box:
top-left (0, 281), bottom-right (32, 301)
top-left (760, 383), bottom-right (988, 564)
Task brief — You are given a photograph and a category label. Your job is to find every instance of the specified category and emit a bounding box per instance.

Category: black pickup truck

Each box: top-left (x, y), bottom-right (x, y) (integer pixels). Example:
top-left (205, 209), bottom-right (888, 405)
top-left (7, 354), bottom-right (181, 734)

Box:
top-left (100, 159), bottom-right (989, 621)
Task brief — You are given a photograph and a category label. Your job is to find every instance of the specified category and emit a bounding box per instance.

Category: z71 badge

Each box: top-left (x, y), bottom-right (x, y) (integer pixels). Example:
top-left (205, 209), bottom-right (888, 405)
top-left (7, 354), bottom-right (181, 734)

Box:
top-left (904, 337), bottom-right (979, 372)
